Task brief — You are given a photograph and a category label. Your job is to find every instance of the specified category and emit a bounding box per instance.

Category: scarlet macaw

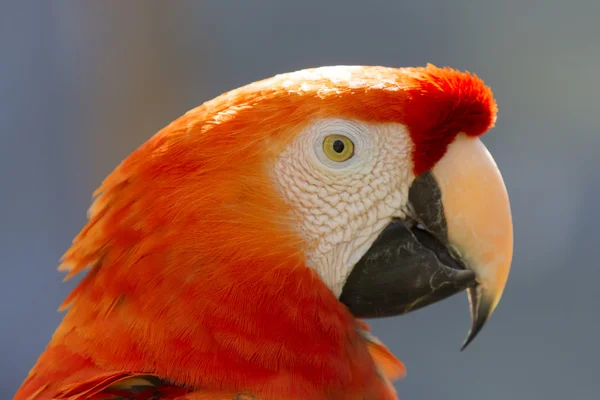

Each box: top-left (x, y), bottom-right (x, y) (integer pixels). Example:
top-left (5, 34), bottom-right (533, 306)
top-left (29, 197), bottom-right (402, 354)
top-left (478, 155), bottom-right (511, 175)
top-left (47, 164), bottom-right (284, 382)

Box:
top-left (15, 64), bottom-right (513, 400)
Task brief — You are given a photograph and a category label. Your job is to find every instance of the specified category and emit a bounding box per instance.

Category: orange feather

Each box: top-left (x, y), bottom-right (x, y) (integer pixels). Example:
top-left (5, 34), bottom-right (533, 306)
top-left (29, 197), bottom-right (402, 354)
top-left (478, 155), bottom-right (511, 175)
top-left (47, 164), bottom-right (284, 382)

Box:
top-left (15, 64), bottom-right (495, 400)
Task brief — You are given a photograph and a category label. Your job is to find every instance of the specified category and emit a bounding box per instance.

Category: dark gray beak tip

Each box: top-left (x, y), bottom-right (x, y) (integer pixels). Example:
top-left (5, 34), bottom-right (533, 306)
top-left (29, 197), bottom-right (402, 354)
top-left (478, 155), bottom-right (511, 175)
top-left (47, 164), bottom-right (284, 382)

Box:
top-left (460, 285), bottom-right (493, 351)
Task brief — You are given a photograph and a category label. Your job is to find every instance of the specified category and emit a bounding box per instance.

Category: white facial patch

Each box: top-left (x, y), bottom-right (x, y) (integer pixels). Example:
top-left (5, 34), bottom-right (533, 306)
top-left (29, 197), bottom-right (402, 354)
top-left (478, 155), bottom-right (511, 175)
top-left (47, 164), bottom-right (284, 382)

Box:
top-left (271, 118), bottom-right (415, 297)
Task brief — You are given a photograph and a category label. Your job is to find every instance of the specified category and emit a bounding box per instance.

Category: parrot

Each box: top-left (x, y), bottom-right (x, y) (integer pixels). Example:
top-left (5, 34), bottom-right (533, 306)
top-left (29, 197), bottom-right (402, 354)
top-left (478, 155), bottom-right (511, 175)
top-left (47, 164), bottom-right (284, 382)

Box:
top-left (14, 64), bottom-right (513, 400)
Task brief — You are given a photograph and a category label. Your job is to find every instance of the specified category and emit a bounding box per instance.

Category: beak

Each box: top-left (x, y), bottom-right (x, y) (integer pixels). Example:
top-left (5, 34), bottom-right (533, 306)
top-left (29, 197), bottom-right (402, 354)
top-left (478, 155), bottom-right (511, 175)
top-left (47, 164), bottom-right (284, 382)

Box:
top-left (340, 133), bottom-right (513, 350)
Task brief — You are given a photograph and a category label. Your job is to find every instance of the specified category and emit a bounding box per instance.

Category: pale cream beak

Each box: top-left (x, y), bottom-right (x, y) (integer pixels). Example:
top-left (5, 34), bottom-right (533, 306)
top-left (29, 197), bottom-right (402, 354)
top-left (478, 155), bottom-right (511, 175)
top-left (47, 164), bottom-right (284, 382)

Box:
top-left (431, 133), bottom-right (514, 349)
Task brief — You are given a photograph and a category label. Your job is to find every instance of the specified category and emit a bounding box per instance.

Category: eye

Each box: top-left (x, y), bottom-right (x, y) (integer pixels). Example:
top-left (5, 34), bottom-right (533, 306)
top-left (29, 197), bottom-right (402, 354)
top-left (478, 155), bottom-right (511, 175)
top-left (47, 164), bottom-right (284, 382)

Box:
top-left (322, 134), bottom-right (354, 162)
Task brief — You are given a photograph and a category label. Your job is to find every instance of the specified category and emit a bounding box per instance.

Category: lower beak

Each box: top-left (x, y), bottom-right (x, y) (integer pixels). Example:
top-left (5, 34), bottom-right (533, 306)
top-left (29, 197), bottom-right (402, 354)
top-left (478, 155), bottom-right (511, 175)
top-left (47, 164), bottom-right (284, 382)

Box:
top-left (339, 220), bottom-right (477, 318)
top-left (340, 134), bottom-right (513, 350)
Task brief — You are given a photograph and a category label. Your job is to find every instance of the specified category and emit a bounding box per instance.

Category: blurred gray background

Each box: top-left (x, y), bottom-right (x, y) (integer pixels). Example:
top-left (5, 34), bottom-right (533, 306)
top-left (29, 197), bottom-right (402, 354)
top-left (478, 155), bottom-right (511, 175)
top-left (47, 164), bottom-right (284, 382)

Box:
top-left (2, 1), bottom-right (599, 399)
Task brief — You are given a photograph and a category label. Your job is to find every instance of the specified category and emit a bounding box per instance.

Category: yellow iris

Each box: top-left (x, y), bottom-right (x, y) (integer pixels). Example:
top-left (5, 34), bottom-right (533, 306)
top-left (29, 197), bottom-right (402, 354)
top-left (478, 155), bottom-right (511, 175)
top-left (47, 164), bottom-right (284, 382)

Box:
top-left (322, 134), bottom-right (354, 162)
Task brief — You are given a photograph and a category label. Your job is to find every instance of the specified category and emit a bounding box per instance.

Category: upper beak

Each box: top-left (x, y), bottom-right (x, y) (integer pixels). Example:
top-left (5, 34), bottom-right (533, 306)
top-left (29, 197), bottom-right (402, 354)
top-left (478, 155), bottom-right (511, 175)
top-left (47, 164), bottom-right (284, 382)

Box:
top-left (340, 133), bottom-right (513, 350)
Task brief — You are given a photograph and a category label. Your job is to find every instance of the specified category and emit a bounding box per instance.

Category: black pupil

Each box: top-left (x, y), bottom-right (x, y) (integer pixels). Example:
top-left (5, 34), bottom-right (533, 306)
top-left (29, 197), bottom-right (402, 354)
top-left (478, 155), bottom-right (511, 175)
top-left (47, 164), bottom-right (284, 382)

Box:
top-left (332, 140), bottom-right (345, 153)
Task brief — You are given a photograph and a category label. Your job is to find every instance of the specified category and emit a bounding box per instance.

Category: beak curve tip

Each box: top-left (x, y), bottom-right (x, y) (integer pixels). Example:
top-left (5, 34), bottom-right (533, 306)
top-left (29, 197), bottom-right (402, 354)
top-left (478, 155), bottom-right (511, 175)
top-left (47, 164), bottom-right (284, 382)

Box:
top-left (460, 285), bottom-right (494, 351)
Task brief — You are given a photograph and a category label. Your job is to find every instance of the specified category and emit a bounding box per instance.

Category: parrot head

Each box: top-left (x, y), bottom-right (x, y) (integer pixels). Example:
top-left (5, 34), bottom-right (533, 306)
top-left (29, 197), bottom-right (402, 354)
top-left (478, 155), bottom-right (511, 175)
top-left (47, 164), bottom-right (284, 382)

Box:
top-left (265, 66), bottom-right (513, 349)
top-left (17, 64), bottom-right (513, 400)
